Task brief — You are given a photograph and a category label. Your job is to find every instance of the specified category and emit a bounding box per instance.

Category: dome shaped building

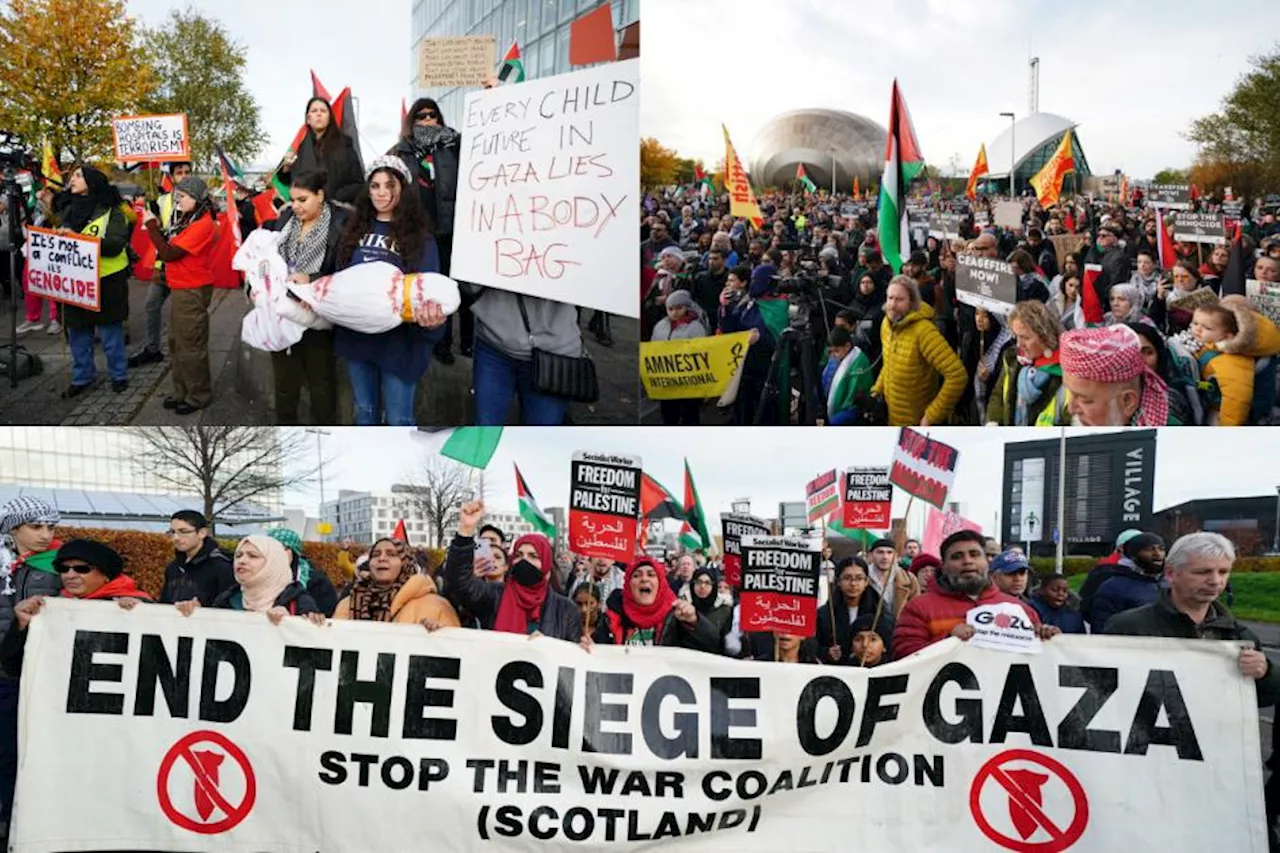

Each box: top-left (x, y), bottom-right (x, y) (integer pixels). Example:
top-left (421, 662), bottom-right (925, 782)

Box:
top-left (748, 109), bottom-right (887, 192)
top-left (982, 112), bottom-right (1093, 195)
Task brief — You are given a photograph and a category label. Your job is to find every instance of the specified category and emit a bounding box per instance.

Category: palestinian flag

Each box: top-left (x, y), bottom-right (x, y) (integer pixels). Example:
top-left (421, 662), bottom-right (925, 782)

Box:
top-left (876, 79), bottom-right (925, 273)
top-left (1155, 208), bottom-right (1176, 271)
top-left (694, 163), bottom-right (712, 197)
top-left (796, 163), bottom-right (817, 194)
top-left (252, 188), bottom-right (280, 227)
top-left (211, 146), bottom-right (244, 290)
top-left (682, 459), bottom-right (711, 550)
top-left (678, 520), bottom-right (702, 552)
top-left (498, 41), bottom-right (525, 83)
top-left (330, 86), bottom-right (364, 166)
top-left (515, 463), bottom-right (557, 541)
top-left (640, 473), bottom-right (683, 521)
top-left (393, 519), bottom-right (409, 543)
top-left (310, 69), bottom-right (333, 102)
top-left (269, 71), bottom-right (333, 203)
top-left (412, 428), bottom-right (504, 469)
top-left (827, 520), bottom-right (883, 549)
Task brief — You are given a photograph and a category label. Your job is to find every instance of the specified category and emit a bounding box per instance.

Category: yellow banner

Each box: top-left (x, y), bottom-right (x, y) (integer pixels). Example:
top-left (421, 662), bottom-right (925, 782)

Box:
top-left (722, 125), bottom-right (763, 226)
top-left (640, 332), bottom-right (752, 400)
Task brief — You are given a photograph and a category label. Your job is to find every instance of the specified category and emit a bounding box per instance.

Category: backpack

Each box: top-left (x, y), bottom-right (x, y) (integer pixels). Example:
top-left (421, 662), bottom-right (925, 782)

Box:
top-left (0, 345), bottom-right (43, 381)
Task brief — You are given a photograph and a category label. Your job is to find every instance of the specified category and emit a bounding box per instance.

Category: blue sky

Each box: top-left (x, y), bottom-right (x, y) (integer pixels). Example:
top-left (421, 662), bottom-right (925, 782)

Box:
top-left (642, 0), bottom-right (1278, 178)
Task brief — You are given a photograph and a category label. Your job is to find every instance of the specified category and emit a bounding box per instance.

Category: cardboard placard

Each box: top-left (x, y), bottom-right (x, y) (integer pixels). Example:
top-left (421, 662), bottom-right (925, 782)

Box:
top-left (1168, 286), bottom-right (1219, 313)
top-left (843, 467), bottom-right (891, 529)
top-left (1247, 279), bottom-right (1280, 326)
top-left (1171, 212), bottom-right (1228, 245)
top-left (1146, 184), bottom-right (1191, 211)
top-left (954, 252), bottom-right (1017, 315)
top-left (1049, 233), bottom-right (1089, 267)
top-left (994, 201), bottom-right (1023, 229)
top-left (22, 225), bottom-right (101, 311)
top-left (739, 535), bottom-right (821, 637)
top-left (568, 451), bottom-right (641, 563)
top-left (417, 36), bottom-right (497, 88)
top-left (720, 512), bottom-right (770, 587)
top-left (111, 114), bottom-right (190, 163)
top-left (452, 60), bottom-right (639, 317)
top-left (889, 428), bottom-right (959, 509)
top-left (805, 469), bottom-right (840, 523)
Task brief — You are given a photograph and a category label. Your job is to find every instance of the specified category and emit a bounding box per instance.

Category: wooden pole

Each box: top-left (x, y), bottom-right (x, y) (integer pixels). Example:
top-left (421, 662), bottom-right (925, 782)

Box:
top-left (822, 521), bottom-right (838, 652)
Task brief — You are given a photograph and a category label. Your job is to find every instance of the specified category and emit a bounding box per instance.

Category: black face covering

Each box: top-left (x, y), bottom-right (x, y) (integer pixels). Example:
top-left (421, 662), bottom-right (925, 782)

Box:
top-left (510, 559), bottom-right (542, 588)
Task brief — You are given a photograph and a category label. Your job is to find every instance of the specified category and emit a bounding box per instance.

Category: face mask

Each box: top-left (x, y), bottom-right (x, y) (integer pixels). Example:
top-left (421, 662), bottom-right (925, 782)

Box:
top-left (413, 123), bottom-right (446, 149)
top-left (510, 559), bottom-right (543, 588)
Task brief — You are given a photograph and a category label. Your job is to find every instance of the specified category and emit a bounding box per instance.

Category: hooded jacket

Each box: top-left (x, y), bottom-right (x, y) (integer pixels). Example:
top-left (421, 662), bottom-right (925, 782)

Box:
top-left (892, 580), bottom-right (1040, 659)
top-left (159, 538), bottom-right (236, 607)
top-left (1084, 559), bottom-right (1162, 633)
top-left (1194, 295), bottom-right (1280, 425)
top-left (871, 302), bottom-right (967, 426)
top-left (334, 573), bottom-right (460, 627)
top-left (443, 534), bottom-right (579, 641)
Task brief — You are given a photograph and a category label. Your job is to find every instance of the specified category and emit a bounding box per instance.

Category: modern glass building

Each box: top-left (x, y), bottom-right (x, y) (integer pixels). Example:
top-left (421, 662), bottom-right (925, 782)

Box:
top-left (410, 0), bottom-right (640, 127)
top-left (981, 112), bottom-right (1093, 196)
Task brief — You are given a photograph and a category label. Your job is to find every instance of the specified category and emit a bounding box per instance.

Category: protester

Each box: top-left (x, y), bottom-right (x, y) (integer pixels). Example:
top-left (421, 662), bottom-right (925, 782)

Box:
top-left (55, 166), bottom-right (131, 398)
top-left (973, 308), bottom-right (1015, 423)
top-left (985, 301), bottom-right (1068, 426)
top-left (871, 275), bottom-right (966, 426)
top-left (446, 501), bottom-right (578, 640)
top-left (989, 550), bottom-right (1032, 602)
top-left (1030, 574), bottom-right (1086, 634)
top-left (821, 325), bottom-right (874, 425)
top-left (1188, 297), bottom-right (1280, 426)
top-left (849, 614), bottom-right (892, 667)
top-left (158, 511), bottom-right (235, 606)
top-left (334, 156), bottom-right (448, 425)
top-left (866, 538), bottom-right (921, 620)
top-left (1085, 532), bottom-right (1166, 633)
top-left (1127, 322), bottom-right (1201, 425)
top-left (651, 290), bottom-right (710, 425)
top-left (909, 553), bottom-right (940, 592)
top-left (174, 535), bottom-right (323, 623)
top-left (125, 161), bottom-right (187, 362)
top-left (334, 536), bottom-right (459, 629)
top-left (1060, 324), bottom-right (1170, 425)
top-left (815, 556), bottom-right (890, 665)
top-left (268, 170), bottom-right (345, 425)
top-left (685, 565), bottom-right (733, 643)
top-left (572, 582), bottom-right (603, 637)
top-left (718, 264), bottom-right (775, 424)
top-left (746, 631), bottom-right (821, 664)
top-left (279, 96), bottom-right (363, 204)
top-left (265, 528), bottom-right (338, 617)
top-left (893, 530), bottom-right (1057, 659)
top-left (592, 557), bottom-right (719, 652)
top-left (570, 557), bottom-right (625, 603)
top-left (141, 176), bottom-right (217, 414)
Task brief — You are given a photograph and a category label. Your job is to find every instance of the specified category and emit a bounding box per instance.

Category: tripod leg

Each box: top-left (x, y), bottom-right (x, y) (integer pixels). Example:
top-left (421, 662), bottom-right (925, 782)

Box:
top-left (752, 330), bottom-right (789, 426)
top-left (798, 333), bottom-right (819, 426)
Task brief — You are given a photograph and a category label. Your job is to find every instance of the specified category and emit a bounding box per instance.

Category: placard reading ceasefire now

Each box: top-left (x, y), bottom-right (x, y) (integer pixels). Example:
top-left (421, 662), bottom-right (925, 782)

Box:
top-left (452, 60), bottom-right (639, 318)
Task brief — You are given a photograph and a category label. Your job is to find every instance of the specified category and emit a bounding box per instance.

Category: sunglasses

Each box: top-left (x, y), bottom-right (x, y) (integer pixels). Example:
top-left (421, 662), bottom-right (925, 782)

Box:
top-left (416, 111), bottom-right (439, 120)
top-left (55, 562), bottom-right (94, 574)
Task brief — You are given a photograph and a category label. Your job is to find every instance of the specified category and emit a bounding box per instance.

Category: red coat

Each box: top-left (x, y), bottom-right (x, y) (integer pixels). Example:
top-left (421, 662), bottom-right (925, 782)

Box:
top-left (891, 583), bottom-right (1040, 659)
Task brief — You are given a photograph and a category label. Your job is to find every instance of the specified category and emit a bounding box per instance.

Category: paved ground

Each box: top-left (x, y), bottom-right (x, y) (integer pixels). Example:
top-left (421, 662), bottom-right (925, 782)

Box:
top-left (0, 285), bottom-right (639, 426)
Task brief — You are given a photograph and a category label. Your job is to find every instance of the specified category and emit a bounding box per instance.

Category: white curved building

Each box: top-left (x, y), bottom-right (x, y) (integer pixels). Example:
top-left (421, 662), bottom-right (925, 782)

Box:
top-left (982, 112), bottom-right (1092, 194)
top-left (748, 108), bottom-right (888, 191)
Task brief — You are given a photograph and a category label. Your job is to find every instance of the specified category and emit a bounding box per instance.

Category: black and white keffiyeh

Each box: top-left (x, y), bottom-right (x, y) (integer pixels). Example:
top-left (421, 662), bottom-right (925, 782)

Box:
top-left (0, 496), bottom-right (59, 595)
top-left (279, 203), bottom-right (333, 277)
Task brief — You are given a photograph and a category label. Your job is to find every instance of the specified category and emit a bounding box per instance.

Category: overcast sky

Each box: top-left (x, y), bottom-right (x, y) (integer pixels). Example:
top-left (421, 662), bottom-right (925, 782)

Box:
top-left (642, 0), bottom-right (1278, 178)
top-left (280, 427), bottom-right (1279, 540)
top-left (126, 0), bottom-right (414, 169)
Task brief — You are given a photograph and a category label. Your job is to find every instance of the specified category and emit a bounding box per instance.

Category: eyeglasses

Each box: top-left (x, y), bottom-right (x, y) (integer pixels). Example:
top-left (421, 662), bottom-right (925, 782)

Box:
top-left (168, 528), bottom-right (198, 536)
top-left (55, 562), bottom-right (94, 574)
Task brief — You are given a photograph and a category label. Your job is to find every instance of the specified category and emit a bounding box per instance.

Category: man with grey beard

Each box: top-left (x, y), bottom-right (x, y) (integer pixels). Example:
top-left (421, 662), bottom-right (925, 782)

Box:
top-left (892, 529), bottom-right (1059, 659)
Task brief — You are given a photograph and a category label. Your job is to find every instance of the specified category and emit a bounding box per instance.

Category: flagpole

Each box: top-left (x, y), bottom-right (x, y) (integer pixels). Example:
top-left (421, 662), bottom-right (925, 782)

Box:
top-left (1055, 426), bottom-right (1067, 573)
top-left (822, 518), bottom-right (837, 649)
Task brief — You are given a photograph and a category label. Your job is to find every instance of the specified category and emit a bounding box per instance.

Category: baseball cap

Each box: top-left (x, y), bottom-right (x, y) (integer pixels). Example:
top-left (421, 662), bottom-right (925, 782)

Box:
top-left (990, 551), bottom-right (1031, 574)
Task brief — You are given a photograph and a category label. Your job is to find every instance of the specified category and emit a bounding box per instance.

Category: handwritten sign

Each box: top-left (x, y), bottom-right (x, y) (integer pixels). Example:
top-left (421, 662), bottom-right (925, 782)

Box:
top-left (452, 59), bottom-right (639, 317)
top-left (568, 451), bottom-right (641, 563)
top-left (739, 535), bottom-right (821, 637)
top-left (1168, 286), bottom-right (1219, 313)
top-left (889, 428), bottom-right (959, 509)
top-left (720, 512), bottom-right (770, 587)
top-left (994, 201), bottom-right (1022, 229)
top-left (954, 253), bottom-right (1017, 315)
top-left (843, 467), bottom-right (891, 529)
top-left (417, 35), bottom-right (496, 88)
top-left (1171, 211), bottom-right (1228, 245)
top-left (1146, 184), bottom-right (1191, 211)
top-left (23, 225), bottom-right (101, 311)
top-left (111, 114), bottom-right (190, 163)
top-left (805, 470), bottom-right (840, 524)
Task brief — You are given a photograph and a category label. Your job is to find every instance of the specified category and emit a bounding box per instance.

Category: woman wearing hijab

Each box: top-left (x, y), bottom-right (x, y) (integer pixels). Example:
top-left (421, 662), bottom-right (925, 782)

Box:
top-left (591, 558), bottom-right (719, 652)
top-left (176, 536), bottom-right (323, 624)
top-left (268, 170), bottom-right (346, 425)
top-left (265, 528), bottom-right (338, 617)
top-left (335, 537), bottom-right (459, 629)
top-left (54, 166), bottom-right (132, 398)
top-left (685, 565), bottom-right (732, 644)
top-left (1104, 283), bottom-right (1146, 327)
top-left (278, 97), bottom-right (364, 205)
top-left (334, 156), bottom-right (448, 426)
top-left (141, 176), bottom-right (218, 414)
top-left (445, 501), bottom-right (580, 640)
top-left (1127, 322), bottom-right (1201, 426)
top-left (815, 556), bottom-right (890, 665)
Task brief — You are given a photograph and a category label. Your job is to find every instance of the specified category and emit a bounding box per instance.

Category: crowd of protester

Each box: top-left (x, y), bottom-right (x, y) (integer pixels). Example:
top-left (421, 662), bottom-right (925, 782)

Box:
top-left (641, 186), bottom-right (1280, 426)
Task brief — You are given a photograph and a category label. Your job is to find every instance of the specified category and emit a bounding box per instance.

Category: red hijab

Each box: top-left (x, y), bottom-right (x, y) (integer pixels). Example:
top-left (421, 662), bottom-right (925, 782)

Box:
top-left (621, 557), bottom-right (677, 631)
top-left (493, 534), bottom-right (554, 634)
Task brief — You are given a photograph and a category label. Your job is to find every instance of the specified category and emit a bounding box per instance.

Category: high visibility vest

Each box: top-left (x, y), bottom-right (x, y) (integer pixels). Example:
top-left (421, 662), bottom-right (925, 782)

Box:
top-left (154, 193), bottom-right (175, 270)
top-left (82, 209), bottom-right (128, 278)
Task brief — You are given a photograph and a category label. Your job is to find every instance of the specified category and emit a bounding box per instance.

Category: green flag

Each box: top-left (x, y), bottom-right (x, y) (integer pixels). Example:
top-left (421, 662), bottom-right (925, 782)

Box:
top-left (682, 459), bottom-right (711, 549)
top-left (412, 427), bottom-right (504, 468)
top-left (877, 79), bottom-right (925, 273)
top-left (514, 462), bottom-right (557, 541)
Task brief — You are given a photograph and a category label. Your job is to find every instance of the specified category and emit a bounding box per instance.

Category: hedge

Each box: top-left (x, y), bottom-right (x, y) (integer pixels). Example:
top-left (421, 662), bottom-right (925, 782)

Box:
top-left (1032, 555), bottom-right (1280, 576)
top-left (52, 526), bottom-right (445, 598)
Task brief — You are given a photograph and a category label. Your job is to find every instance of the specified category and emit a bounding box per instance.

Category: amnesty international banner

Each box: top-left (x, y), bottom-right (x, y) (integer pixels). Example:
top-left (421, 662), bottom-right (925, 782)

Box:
top-left (13, 600), bottom-right (1267, 852)
top-left (640, 332), bottom-right (751, 399)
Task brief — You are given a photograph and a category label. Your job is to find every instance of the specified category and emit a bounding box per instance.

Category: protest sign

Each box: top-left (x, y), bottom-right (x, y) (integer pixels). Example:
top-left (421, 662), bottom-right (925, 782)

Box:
top-left (805, 470), bottom-right (840, 523)
top-left (1146, 184), bottom-right (1191, 210)
top-left (739, 534), bottom-right (821, 636)
top-left (922, 506), bottom-right (983, 556)
top-left (417, 35), bottom-right (496, 88)
top-left (111, 114), bottom-right (190, 163)
top-left (974, 211), bottom-right (990, 227)
top-left (569, 451), bottom-right (640, 563)
top-left (842, 467), bottom-right (891, 529)
top-left (720, 512), bottom-right (770, 587)
top-left (1171, 212), bottom-right (1228, 245)
top-left (1247, 279), bottom-right (1280, 326)
top-left (22, 225), bottom-right (101, 311)
top-left (889, 428), bottom-right (959, 509)
top-left (1169, 287), bottom-right (1220, 313)
top-left (927, 213), bottom-right (963, 240)
top-left (452, 59), bottom-right (639, 317)
top-left (994, 201), bottom-right (1023, 229)
top-left (1049, 233), bottom-right (1089, 267)
top-left (954, 253), bottom-right (1017, 315)
top-left (1222, 200), bottom-right (1244, 220)
top-left (16, 599), bottom-right (1265, 853)
top-left (639, 332), bottom-right (751, 400)
top-left (967, 603), bottom-right (1041, 654)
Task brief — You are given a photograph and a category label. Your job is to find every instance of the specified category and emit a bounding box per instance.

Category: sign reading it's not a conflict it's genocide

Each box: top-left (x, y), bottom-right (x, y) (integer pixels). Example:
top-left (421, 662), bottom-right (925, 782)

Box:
top-left (450, 59), bottom-right (639, 318)
top-left (11, 600), bottom-right (1268, 852)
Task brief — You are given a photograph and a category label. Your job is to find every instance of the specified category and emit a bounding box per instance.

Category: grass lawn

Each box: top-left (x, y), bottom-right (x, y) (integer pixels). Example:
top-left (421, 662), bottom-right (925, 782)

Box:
top-left (1067, 571), bottom-right (1280, 623)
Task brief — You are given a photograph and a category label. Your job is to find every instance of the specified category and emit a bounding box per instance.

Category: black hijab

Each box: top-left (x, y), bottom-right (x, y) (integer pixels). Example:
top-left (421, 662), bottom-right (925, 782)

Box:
top-left (59, 166), bottom-right (121, 232)
top-left (689, 565), bottom-right (718, 615)
top-left (1127, 322), bottom-right (1170, 379)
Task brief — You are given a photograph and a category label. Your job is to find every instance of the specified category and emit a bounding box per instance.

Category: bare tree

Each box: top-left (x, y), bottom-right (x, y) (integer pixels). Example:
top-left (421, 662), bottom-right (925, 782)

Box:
top-left (132, 427), bottom-right (322, 531)
top-left (401, 456), bottom-right (490, 547)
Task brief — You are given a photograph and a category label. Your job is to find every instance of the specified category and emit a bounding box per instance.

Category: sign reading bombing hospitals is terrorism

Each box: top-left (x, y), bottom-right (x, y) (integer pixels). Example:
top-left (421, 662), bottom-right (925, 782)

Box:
top-left (12, 600), bottom-right (1267, 852)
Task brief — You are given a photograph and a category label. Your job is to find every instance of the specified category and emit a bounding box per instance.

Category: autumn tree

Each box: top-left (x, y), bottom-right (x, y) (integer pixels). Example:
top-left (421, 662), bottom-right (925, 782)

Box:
top-left (0, 0), bottom-right (155, 163)
top-left (1152, 167), bottom-right (1190, 185)
top-left (641, 137), bottom-right (680, 188)
top-left (400, 457), bottom-right (490, 547)
top-left (140, 7), bottom-right (265, 169)
top-left (1187, 44), bottom-right (1280, 192)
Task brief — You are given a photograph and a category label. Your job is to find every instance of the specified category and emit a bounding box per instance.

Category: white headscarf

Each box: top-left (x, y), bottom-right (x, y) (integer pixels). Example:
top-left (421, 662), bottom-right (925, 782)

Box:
top-left (235, 535), bottom-right (294, 613)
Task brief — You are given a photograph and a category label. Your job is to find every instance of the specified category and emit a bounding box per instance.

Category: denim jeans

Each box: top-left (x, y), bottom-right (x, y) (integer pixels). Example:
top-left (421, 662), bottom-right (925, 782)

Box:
top-left (347, 360), bottom-right (417, 425)
top-left (472, 340), bottom-right (568, 425)
top-left (68, 323), bottom-right (127, 386)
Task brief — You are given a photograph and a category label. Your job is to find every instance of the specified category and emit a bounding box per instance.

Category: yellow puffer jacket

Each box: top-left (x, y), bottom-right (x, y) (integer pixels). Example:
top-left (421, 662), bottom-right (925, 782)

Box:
top-left (871, 303), bottom-right (967, 426)
top-left (1197, 295), bottom-right (1280, 426)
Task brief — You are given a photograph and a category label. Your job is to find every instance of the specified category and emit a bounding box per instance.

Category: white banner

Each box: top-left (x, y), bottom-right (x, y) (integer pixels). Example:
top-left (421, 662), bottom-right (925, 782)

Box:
top-left (22, 225), bottom-right (101, 311)
top-left (13, 599), bottom-right (1267, 852)
top-left (451, 60), bottom-right (640, 318)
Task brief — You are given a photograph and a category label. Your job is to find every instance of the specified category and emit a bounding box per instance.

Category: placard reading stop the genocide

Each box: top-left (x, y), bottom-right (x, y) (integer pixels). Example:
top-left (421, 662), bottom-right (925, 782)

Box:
top-left (23, 225), bottom-right (101, 311)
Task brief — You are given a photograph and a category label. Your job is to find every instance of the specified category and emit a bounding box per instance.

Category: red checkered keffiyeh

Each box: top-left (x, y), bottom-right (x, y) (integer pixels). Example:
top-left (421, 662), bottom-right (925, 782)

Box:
top-left (1060, 325), bottom-right (1169, 426)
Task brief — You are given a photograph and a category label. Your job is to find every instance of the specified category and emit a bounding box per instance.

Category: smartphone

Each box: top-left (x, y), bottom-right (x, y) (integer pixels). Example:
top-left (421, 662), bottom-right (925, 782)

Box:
top-left (474, 539), bottom-right (494, 573)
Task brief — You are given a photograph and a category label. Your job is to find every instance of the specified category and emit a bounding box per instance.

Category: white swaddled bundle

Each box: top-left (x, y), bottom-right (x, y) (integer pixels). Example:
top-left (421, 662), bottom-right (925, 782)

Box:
top-left (286, 262), bottom-right (462, 335)
top-left (235, 230), bottom-right (332, 353)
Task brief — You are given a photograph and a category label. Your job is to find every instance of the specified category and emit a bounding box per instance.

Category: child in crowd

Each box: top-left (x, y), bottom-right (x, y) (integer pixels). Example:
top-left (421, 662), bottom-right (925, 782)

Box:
top-left (820, 325), bottom-right (874, 425)
top-left (1190, 297), bottom-right (1280, 425)
top-left (1030, 574), bottom-right (1087, 634)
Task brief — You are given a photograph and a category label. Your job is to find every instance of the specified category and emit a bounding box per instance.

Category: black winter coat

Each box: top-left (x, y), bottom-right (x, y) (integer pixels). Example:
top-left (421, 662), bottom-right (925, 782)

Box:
top-left (61, 204), bottom-right (131, 330)
top-left (815, 588), bottom-right (893, 665)
top-left (159, 538), bottom-right (236, 606)
top-left (284, 132), bottom-right (364, 205)
top-left (391, 131), bottom-right (461, 234)
top-left (594, 589), bottom-right (721, 654)
top-left (269, 203), bottom-right (349, 279)
top-left (0, 560), bottom-right (61, 681)
top-left (444, 535), bottom-right (581, 642)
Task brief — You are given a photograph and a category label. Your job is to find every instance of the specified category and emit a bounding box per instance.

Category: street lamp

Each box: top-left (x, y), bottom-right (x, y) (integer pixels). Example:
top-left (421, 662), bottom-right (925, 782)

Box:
top-left (305, 428), bottom-right (331, 538)
top-left (999, 112), bottom-right (1016, 196)
top-left (1273, 486), bottom-right (1280, 554)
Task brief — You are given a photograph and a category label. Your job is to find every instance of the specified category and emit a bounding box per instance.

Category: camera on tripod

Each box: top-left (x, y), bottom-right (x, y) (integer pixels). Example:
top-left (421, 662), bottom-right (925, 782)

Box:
top-left (0, 130), bottom-right (36, 175)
